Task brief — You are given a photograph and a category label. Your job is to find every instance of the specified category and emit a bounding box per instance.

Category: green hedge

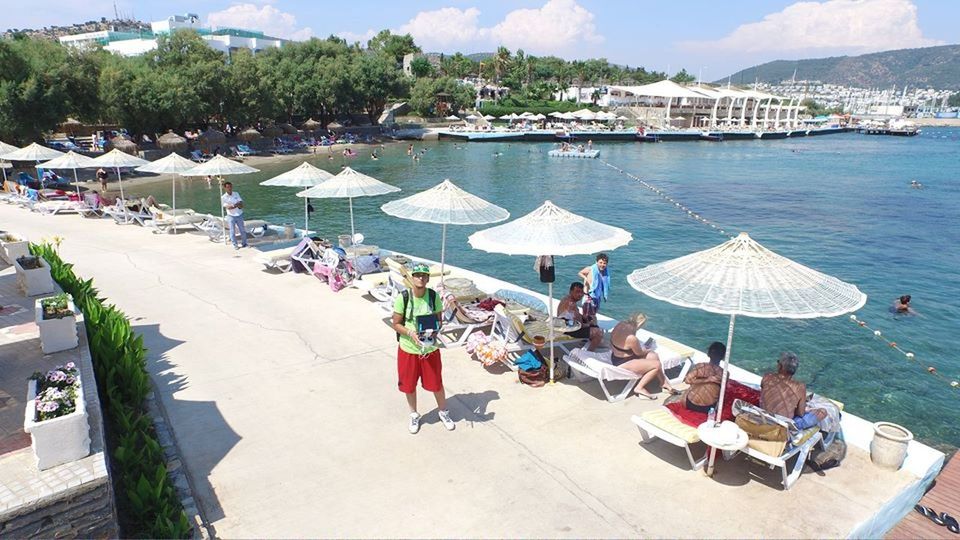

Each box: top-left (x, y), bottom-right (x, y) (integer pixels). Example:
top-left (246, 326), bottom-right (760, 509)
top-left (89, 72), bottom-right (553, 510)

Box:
top-left (31, 242), bottom-right (191, 539)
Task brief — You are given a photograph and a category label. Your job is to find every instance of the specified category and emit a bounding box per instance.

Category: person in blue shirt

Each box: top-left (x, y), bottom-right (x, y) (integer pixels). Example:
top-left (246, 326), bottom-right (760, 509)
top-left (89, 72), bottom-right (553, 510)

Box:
top-left (578, 253), bottom-right (610, 318)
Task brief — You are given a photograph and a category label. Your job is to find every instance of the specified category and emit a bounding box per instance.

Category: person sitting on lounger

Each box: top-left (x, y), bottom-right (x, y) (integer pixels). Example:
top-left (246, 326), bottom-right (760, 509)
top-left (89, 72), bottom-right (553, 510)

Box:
top-left (556, 282), bottom-right (602, 351)
top-left (609, 313), bottom-right (679, 400)
top-left (682, 341), bottom-right (725, 412)
top-left (760, 352), bottom-right (827, 430)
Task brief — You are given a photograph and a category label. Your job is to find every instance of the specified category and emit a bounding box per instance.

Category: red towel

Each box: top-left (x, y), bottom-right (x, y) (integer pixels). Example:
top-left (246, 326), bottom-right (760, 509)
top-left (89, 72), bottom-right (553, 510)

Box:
top-left (665, 380), bottom-right (761, 427)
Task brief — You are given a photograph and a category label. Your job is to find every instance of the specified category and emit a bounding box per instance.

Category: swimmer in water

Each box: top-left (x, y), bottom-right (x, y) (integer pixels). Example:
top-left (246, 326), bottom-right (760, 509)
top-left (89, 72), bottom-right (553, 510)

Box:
top-left (892, 295), bottom-right (915, 315)
top-left (910, 180), bottom-right (923, 189)
top-left (493, 152), bottom-right (503, 157)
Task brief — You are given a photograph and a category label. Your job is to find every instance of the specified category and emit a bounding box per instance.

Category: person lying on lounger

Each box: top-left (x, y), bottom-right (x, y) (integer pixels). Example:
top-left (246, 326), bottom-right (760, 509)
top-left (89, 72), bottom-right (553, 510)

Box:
top-left (609, 312), bottom-right (679, 400)
top-left (556, 282), bottom-right (602, 351)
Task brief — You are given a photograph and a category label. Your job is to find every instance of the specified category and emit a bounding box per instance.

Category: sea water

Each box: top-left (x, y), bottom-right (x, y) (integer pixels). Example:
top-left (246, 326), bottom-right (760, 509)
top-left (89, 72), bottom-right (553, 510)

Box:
top-left (128, 128), bottom-right (960, 452)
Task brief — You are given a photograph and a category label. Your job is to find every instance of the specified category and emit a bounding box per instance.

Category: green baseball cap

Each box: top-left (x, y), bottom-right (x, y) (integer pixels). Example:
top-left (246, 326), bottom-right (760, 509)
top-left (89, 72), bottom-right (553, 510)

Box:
top-left (411, 263), bottom-right (431, 275)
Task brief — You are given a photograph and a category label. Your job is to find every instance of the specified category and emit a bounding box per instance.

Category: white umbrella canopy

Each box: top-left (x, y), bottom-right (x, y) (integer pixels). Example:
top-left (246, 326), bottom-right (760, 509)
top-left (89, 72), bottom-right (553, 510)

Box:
top-left (260, 162), bottom-right (334, 231)
top-left (36, 151), bottom-right (97, 196)
top-left (444, 115), bottom-right (461, 121)
top-left (182, 155), bottom-right (260, 244)
top-left (0, 141), bottom-right (19, 183)
top-left (483, 114), bottom-right (496, 120)
top-left (2, 142), bottom-right (65, 162)
top-left (469, 200), bottom-right (632, 381)
top-left (465, 114), bottom-right (479, 120)
top-left (548, 112), bottom-right (564, 118)
top-left (89, 148), bottom-right (149, 199)
top-left (136, 153), bottom-right (200, 222)
top-left (296, 166), bottom-right (400, 240)
top-left (468, 200), bottom-right (633, 256)
top-left (627, 231), bottom-right (866, 475)
top-left (381, 179), bottom-right (509, 280)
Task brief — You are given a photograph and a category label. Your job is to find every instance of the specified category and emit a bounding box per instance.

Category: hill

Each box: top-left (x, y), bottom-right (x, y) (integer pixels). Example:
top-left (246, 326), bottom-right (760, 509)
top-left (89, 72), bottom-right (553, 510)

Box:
top-left (721, 45), bottom-right (960, 90)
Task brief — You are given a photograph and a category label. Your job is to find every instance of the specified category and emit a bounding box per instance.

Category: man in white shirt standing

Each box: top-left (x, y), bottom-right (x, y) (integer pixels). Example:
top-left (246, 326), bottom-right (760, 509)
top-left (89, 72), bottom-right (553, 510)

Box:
top-left (221, 181), bottom-right (248, 249)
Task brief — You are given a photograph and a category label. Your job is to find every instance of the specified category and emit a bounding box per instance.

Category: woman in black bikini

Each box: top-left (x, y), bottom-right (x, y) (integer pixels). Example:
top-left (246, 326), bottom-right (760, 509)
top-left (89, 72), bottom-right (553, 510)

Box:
top-left (609, 313), bottom-right (679, 400)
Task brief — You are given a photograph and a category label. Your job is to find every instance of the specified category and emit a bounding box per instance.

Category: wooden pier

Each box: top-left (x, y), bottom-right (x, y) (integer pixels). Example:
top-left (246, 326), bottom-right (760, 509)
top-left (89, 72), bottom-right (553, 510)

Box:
top-left (888, 455), bottom-right (960, 538)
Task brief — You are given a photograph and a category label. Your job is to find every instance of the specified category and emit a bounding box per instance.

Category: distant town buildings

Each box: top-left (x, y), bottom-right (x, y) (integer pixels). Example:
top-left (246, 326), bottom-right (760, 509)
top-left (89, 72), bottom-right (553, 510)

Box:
top-left (56, 13), bottom-right (285, 57)
top-left (757, 80), bottom-right (954, 117)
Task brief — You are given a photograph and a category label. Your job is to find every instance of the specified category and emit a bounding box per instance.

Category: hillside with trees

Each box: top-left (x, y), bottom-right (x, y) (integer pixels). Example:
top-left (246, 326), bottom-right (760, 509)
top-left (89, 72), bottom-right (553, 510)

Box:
top-left (722, 44), bottom-right (960, 90)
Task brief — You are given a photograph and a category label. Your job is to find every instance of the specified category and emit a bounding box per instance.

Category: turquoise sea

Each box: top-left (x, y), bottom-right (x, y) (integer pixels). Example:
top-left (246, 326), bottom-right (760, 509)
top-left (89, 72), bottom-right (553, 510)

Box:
top-left (127, 128), bottom-right (960, 452)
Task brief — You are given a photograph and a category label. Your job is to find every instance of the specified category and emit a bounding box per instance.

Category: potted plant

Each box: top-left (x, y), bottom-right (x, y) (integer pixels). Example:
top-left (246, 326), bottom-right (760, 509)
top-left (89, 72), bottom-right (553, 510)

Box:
top-left (0, 232), bottom-right (29, 264)
top-left (35, 293), bottom-right (78, 353)
top-left (23, 362), bottom-right (91, 470)
top-left (14, 255), bottom-right (55, 296)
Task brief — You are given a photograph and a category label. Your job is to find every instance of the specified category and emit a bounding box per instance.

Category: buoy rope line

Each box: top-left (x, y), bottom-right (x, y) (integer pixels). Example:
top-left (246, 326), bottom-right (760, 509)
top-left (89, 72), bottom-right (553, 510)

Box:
top-left (848, 315), bottom-right (958, 393)
top-left (599, 159), bottom-right (731, 238)
top-left (599, 158), bottom-right (955, 394)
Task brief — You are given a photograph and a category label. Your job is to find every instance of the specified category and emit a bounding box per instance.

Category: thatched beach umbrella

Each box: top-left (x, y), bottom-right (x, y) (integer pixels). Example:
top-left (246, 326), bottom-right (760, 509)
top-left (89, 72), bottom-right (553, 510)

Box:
top-left (327, 121), bottom-right (343, 130)
top-left (301, 118), bottom-right (322, 131)
top-left (107, 136), bottom-right (138, 156)
top-left (61, 118), bottom-right (83, 135)
top-left (158, 131), bottom-right (188, 152)
top-left (262, 125), bottom-right (283, 138)
top-left (239, 128), bottom-right (262, 142)
top-left (279, 123), bottom-right (298, 135)
top-left (199, 128), bottom-right (226, 153)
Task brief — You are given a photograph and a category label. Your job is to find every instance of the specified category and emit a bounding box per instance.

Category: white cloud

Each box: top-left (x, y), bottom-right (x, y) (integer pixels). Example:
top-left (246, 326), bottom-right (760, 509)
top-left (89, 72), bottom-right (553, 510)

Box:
top-left (387, 0), bottom-right (602, 55)
top-left (682, 0), bottom-right (942, 55)
top-left (336, 29), bottom-right (378, 45)
top-left (207, 4), bottom-right (312, 41)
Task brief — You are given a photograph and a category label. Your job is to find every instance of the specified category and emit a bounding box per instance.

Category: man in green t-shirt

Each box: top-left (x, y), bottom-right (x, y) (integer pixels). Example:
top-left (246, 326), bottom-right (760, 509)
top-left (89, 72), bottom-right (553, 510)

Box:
top-left (391, 263), bottom-right (456, 434)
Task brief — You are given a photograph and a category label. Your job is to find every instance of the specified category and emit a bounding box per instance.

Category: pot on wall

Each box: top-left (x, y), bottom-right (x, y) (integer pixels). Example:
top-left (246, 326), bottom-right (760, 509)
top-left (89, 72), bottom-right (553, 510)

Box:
top-left (0, 233), bottom-right (29, 264)
top-left (23, 378), bottom-right (91, 470)
top-left (35, 295), bottom-right (79, 354)
top-left (870, 421), bottom-right (913, 471)
top-left (14, 256), bottom-right (55, 297)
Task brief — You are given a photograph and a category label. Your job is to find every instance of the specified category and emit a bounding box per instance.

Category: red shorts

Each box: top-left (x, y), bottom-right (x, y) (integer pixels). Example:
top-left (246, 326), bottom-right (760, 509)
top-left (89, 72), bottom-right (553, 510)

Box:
top-left (397, 347), bottom-right (443, 393)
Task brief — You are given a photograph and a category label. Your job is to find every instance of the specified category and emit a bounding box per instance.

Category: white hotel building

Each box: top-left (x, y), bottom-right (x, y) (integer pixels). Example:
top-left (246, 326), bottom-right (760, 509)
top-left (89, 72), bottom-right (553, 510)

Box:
top-left (58, 14), bottom-right (284, 57)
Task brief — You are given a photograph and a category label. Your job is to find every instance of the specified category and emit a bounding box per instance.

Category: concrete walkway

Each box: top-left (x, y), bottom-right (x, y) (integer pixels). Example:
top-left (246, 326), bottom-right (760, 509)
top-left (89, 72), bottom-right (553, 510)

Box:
top-left (1, 205), bottom-right (917, 538)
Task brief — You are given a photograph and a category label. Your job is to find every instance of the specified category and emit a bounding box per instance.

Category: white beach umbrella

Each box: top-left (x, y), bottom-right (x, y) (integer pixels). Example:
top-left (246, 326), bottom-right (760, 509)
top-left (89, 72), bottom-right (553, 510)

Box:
top-left (4, 143), bottom-right (65, 188)
top-left (36, 151), bottom-right (97, 197)
top-left (469, 200), bottom-right (632, 381)
top-left (573, 109), bottom-right (597, 120)
top-left (498, 114), bottom-right (514, 120)
top-left (2, 142), bottom-right (65, 162)
top-left (465, 114), bottom-right (479, 120)
top-left (135, 153), bottom-right (199, 224)
top-left (444, 115), bottom-right (461, 121)
top-left (260, 161), bottom-right (334, 232)
top-left (617, 115), bottom-right (629, 120)
top-left (381, 179), bottom-right (509, 282)
top-left (483, 114), bottom-right (496, 121)
top-left (88, 148), bottom-right (149, 200)
top-left (627, 232), bottom-right (866, 475)
top-left (296, 166), bottom-right (400, 241)
top-left (0, 141), bottom-right (19, 184)
top-left (548, 112), bottom-right (564, 118)
top-left (519, 112), bottom-right (534, 118)
top-left (183, 155), bottom-right (261, 244)
top-left (560, 112), bottom-right (577, 120)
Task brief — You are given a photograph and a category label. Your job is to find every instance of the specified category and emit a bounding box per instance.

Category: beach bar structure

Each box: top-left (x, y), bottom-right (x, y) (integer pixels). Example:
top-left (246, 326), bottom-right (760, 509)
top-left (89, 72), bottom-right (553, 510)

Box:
top-left (606, 80), bottom-right (802, 131)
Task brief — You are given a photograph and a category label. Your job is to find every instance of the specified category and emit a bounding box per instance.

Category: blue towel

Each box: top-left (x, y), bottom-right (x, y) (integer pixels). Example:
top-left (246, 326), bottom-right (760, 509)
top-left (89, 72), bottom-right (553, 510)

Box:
top-left (515, 350), bottom-right (544, 371)
top-left (588, 263), bottom-right (610, 302)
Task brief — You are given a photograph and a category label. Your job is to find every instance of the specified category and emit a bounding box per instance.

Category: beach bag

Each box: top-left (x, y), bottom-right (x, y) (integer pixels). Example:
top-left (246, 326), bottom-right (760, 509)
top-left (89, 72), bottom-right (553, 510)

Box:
top-left (808, 438), bottom-right (847, 471)
top-left (519, 364), bottom-right (548, 387)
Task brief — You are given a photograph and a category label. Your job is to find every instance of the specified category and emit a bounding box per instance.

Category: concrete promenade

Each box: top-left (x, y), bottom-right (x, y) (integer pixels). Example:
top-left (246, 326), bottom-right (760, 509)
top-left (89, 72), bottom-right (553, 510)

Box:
top-left (0, 205), bottom-right (919, 538)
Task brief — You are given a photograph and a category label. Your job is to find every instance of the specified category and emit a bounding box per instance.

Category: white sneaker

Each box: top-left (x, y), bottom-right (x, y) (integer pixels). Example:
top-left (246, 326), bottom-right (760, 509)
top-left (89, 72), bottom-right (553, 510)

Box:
top-left (438, 410), bottom-right (456, 431)
top-left (408, 413), bottom-right (421, 434)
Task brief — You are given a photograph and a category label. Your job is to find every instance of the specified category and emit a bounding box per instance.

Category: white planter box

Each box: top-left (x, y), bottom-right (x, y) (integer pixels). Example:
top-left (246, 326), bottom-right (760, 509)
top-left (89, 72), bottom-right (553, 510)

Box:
top-left (24, 378), bottom-right (91, 470)
top-left (0, 234), bottom-right (29, 264)
top-left (35, 297), bottom-right (79, 354)
top-left (14, 257), bottom-right (55, 296)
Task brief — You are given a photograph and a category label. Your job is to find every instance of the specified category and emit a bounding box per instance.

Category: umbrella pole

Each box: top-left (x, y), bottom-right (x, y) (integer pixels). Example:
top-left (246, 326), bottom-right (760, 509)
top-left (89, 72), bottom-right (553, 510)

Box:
top-left (440, 223), bottom-right (447, 287)
top-left (1, 161), bottom-right (6, 183)
top-left (72, 168), bottom-right (80, 198)
top-left (304, 197), bottom-right (309, 233)
top-left (548, 281), bottom-right (555, 383)
top-left (219, 180), bottom-right (227, 245)
top-left (706, 313), bottom-right (736, 477)
top-left (349, 197), bottom-right (355, 240)
top-left (116, 166), bottom-right (124, 200)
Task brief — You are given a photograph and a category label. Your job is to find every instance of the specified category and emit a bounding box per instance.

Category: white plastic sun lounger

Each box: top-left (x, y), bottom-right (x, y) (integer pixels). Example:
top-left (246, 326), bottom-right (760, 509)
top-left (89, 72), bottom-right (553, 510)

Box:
top-left (564, 348), bottom-right (641, 402)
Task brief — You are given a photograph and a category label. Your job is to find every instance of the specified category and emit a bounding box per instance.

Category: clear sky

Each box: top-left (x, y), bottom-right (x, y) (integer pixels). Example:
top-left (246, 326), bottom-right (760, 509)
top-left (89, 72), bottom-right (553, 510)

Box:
top-left (4, 0), bottom-right (956, 79)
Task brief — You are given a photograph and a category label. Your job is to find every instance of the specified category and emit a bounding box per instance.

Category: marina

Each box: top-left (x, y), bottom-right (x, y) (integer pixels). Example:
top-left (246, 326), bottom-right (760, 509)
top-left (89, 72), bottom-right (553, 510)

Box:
top-left (436, 126), bottom-right (855, 143)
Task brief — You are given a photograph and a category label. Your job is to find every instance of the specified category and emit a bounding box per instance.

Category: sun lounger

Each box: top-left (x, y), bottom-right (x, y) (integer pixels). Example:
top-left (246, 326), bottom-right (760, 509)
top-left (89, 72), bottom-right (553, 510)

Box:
top-left (146, 206), bottom-right (206, 233)
top-left (437, 295), bottom-right (494, 348)
top-left (190, 150), bottom-right (210, 162)
top-left (257, 238), bottom-right (314, 272)
top-left (236, 144), bottom-right (255, 157)
top-left (564, 348), bottom-right (642, 402)
top-left (489, 305), bottom-right (585, 366)
top-left (732, 400), bottom-right (825, 490)
top-left (101, 199), bottom-right (152, 225)
top-left (632, 408), bottom-right (707, 470)
top-left (32, 199), bottom-right (85, 215)
top-left (192, 215), bottom-right (269, 242)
